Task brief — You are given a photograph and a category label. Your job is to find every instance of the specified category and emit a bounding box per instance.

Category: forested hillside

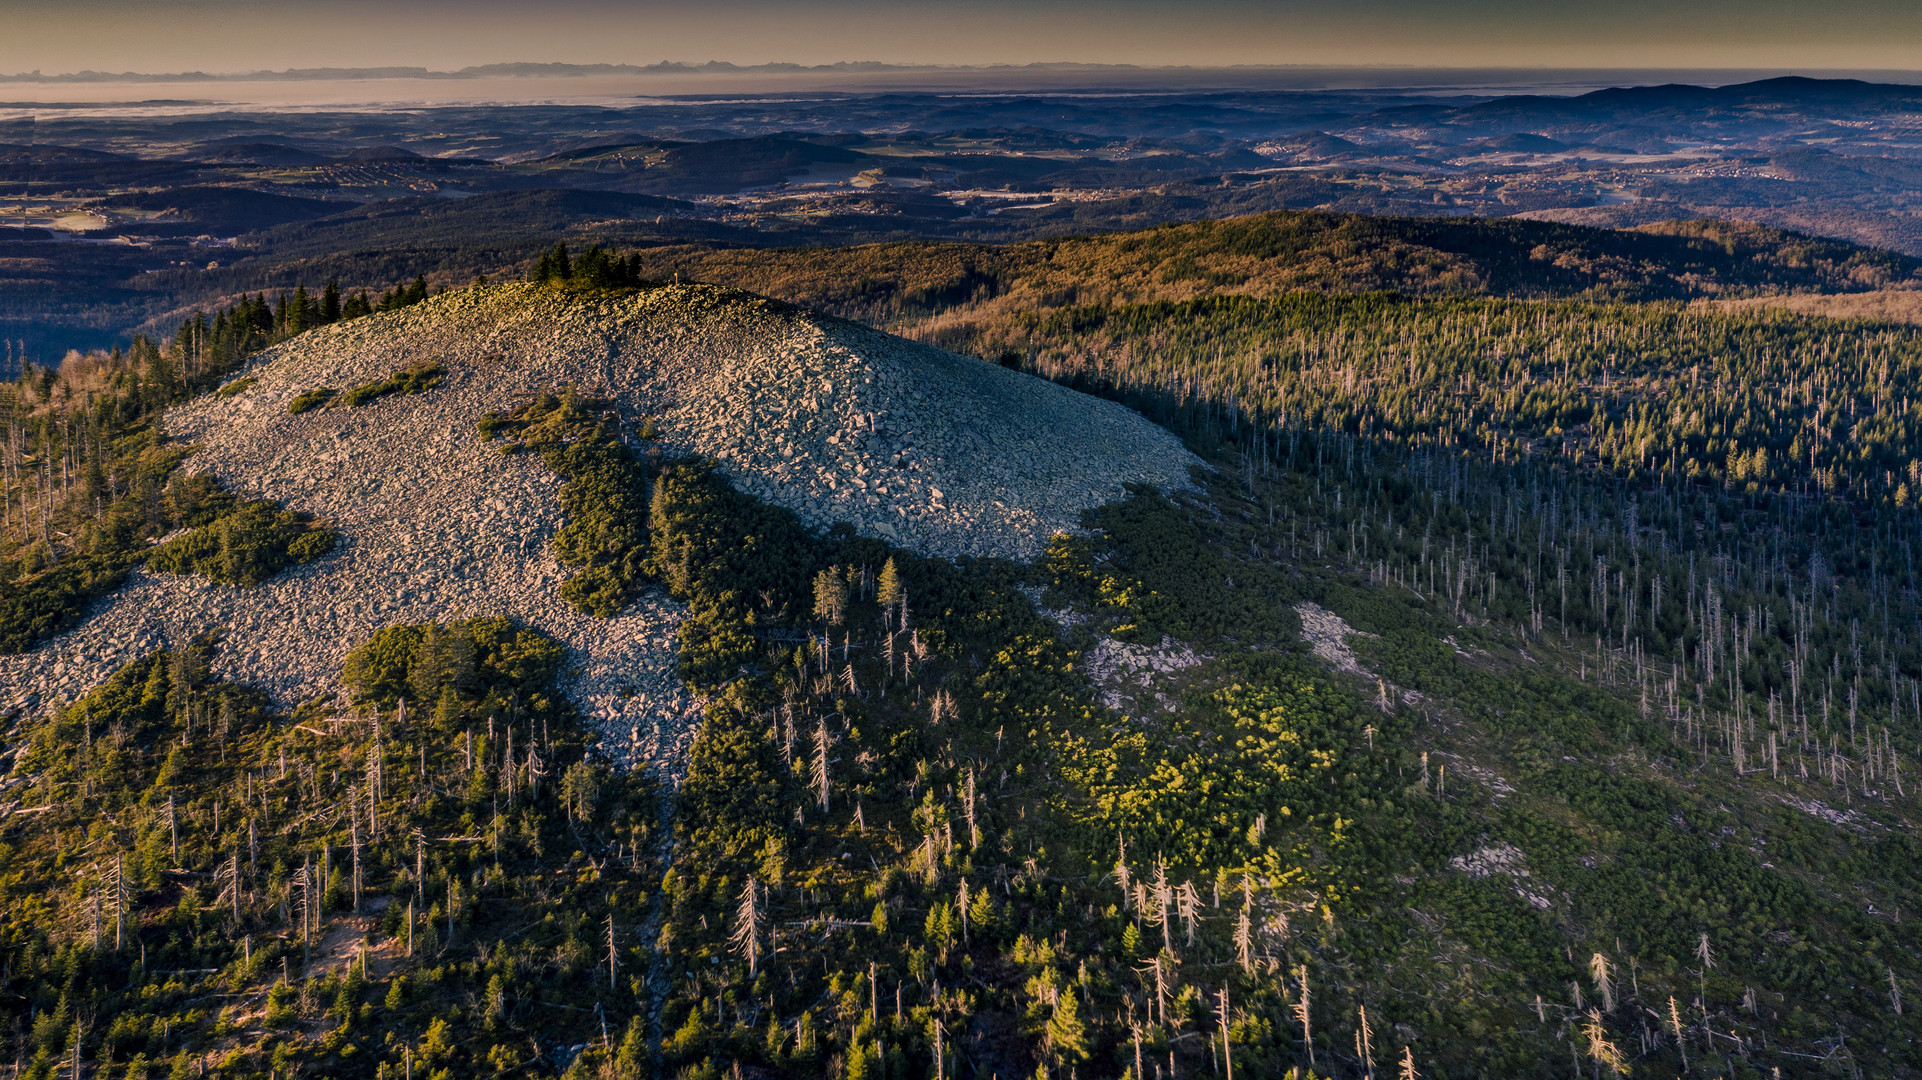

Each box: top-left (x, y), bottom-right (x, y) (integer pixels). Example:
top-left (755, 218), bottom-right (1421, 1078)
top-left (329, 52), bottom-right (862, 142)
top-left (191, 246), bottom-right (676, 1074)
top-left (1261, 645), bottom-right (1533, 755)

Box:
top-left (10, 397), bottom-right (1919, 1078)
top-left (3, 221), bottom-right (1922, 1079)
top-left (629, 212), bottom-right (1922, 326)
top-left (633, 213), bottom-right (1922, 503)
top-left (935, 293), bottom-right (1922, 505)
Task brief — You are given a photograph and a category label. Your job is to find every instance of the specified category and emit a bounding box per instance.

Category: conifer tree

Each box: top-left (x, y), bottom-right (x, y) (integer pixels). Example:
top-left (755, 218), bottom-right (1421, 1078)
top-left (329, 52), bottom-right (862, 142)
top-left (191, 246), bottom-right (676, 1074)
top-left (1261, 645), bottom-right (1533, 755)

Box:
top-left (730, 875), bottom-right (763, 977)
top-left (813, 568), bottom-right (848, 625)
top-left (877, 556), bottom-right (903, 610)
top-left (1046, 992), bottom-right (1089, 1070)
top-left (411, 623), bottom-right (451, 704)
top-left (561, 760), bottom-right (598, 823)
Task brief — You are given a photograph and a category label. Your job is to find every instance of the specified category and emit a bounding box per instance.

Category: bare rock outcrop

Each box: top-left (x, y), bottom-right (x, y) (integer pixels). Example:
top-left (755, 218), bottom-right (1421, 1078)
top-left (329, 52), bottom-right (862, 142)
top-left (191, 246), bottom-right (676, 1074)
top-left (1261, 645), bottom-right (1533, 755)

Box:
top-left (2, 283), bottom-right (1198, 772)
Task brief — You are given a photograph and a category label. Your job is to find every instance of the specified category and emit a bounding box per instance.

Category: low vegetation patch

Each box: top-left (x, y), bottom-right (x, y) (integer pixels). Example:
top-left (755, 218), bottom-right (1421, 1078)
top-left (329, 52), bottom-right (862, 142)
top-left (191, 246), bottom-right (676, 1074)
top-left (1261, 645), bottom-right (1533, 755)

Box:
top-left (288, 361), bottom-right (443, 416)
top-left (477, 389), bottom-right (651, 617)
top-left (0, 436), bottom-right (199, 652)
top-left (1, 280), bottom-right (445, 654)
top-left (3, 472), bottom-right (337, 650)
top-left (146, 499), bottom-right (338, 586)
top-left (285, 386), bottom-right (335, 414)
top-left (480, 385), bottom-right (824, 683)
top-left (339, 360), bottom-right (444, 407)
top-left (0, 550), bottom-right (147, 653)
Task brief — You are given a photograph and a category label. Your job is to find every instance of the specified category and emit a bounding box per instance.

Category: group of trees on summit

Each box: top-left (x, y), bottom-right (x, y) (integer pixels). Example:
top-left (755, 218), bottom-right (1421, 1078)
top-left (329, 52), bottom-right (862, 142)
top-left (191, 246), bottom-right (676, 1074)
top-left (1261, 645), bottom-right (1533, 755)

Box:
top-left (527, 243), bottom-right (654, 292)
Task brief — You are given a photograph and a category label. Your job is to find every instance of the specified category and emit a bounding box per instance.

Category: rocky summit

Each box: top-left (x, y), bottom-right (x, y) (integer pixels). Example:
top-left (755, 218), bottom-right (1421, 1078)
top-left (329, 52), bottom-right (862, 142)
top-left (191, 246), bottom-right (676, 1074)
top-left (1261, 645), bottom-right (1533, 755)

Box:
top-left (0, 282), bottom-right (1197, 771)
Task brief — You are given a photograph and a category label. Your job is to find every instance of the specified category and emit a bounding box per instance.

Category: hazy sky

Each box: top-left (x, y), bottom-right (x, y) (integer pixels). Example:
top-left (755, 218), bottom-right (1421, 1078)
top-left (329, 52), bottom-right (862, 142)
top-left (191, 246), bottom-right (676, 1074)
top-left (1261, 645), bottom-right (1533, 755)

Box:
top-left (3, 0), bottom-right (1919, 75)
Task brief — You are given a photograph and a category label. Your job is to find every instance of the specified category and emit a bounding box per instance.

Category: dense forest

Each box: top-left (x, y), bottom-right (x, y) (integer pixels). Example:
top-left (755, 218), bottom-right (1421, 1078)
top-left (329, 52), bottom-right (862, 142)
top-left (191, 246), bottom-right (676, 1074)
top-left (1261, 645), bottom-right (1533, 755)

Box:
top-left (3, 222), bottom-right (1922, 1078)
top-left (936, 293), bottom-right (1922, 505)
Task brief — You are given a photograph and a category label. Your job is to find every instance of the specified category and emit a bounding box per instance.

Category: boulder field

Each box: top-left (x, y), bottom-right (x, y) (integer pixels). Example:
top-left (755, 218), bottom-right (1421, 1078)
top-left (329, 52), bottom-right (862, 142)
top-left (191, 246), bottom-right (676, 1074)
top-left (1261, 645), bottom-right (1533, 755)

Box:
top-left (1, 283), bottom-right (1198, 771)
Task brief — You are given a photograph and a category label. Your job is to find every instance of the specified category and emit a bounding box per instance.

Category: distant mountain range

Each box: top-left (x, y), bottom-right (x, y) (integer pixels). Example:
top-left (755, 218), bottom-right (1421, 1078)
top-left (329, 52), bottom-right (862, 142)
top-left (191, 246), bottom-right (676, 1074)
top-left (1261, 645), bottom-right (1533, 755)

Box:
top-left (8, 63), bottom-right (1921, 87)
top-left (0, 61), bottom-right (1158, 82)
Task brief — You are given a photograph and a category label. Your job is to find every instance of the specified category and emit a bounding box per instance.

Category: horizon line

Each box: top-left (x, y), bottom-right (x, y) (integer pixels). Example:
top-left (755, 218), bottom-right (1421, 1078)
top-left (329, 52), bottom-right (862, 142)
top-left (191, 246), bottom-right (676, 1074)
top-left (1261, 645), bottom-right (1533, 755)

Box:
top-left (7, 60), bottom-right (1922, 84)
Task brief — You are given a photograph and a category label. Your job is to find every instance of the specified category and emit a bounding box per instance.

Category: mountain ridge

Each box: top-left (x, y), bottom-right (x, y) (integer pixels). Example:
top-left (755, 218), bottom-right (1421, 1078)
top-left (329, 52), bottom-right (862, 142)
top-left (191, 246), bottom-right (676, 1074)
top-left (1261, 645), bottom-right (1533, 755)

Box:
top-left (0, 282), bottom-right (1196, 754)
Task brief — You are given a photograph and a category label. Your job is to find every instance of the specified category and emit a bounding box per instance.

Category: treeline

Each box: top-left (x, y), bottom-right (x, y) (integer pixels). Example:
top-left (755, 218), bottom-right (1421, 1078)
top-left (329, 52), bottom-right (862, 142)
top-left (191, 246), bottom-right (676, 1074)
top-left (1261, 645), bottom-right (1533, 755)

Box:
top-left (165, 276), bottom-right (431, 380)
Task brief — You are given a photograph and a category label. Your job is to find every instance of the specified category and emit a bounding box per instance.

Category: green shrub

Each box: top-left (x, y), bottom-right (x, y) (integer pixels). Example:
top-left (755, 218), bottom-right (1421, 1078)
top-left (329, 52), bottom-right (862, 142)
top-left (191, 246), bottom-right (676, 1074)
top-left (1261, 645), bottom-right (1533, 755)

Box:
top-left (337, 382), bottom-right (384, 408)
top-left (287, 387), bottom-right (335, 414)
top-left (340, 615), bottom-right (563, 710)
top-left (285, 529), bottom-right (336, 561)
top-left (341, 361), bottom-right (444, 408)
top-left (0, 551), bottom-right (141, 652)
top-left (289, 363), bottom-right (442, 414)
top-left (146, 500), bottom-right (336, 585)
top-left (264, 981), bottom-right (298, 1027)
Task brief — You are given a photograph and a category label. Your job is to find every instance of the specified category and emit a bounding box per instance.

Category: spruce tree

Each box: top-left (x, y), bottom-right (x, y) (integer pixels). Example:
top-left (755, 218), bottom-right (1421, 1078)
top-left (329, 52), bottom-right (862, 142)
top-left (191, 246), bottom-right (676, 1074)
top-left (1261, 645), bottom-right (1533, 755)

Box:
top-left (877, 556), bottom-right (903, 609)
top-left (410, 623), bottom-right (452, 704)
top-left (813, 568), bottom-right (849, 625)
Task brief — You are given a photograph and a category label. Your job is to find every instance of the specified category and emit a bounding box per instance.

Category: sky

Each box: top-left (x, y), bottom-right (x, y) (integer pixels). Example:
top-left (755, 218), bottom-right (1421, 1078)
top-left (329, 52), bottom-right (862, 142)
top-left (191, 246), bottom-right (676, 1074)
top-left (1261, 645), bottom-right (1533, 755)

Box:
top-left (1, 0), bottom-right (1919, 76)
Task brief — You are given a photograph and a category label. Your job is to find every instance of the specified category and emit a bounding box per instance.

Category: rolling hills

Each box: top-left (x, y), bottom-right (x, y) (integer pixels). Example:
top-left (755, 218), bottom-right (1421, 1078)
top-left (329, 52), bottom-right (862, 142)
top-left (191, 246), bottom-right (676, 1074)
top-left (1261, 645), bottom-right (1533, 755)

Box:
top-left (627, 211), bottom-right (1922, 325)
